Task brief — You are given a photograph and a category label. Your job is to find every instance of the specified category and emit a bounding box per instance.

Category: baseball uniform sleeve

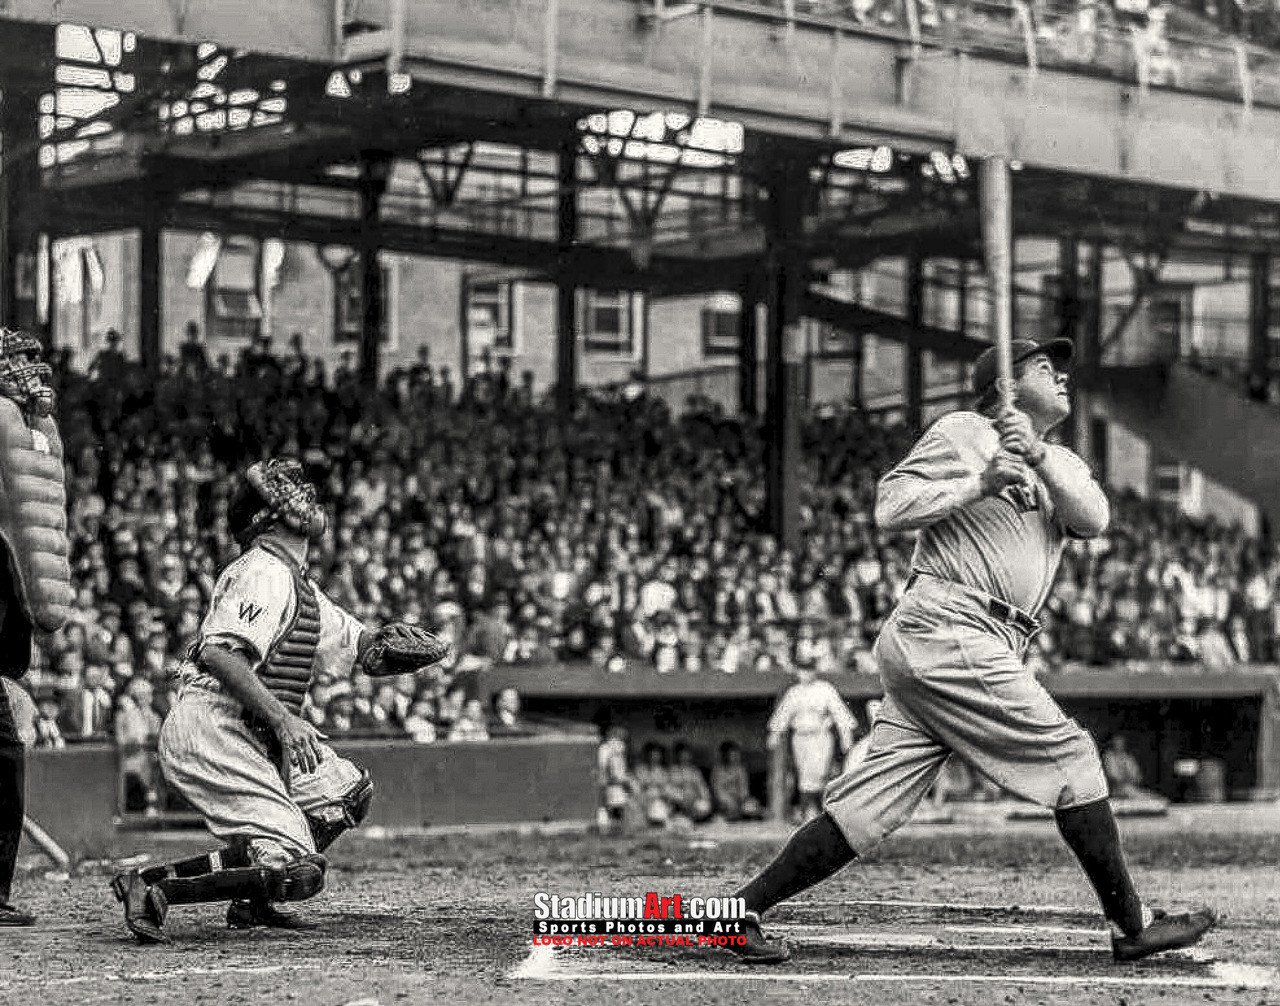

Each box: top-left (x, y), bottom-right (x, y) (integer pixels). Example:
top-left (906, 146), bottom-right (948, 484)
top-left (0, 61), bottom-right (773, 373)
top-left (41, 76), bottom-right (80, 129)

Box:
top-left (1039, 444), bottom-right (1110, 538)
top-left (875, 413), bottom-right (990, 533)
top-left (822, 683), bottom-right (858, 750)
top-left (199, 554), bottom-right (294, 662)
top-left (314, 589), bottom-right (369, 679)
top-left (767, 688), bottom-right (797, 737)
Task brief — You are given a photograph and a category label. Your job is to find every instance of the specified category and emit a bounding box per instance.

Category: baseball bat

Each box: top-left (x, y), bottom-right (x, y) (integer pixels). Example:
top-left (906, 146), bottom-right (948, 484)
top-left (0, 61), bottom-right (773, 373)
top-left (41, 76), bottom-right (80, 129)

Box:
top-left (980, 156), bottom-right (1014, 412)
top-left (22, 815), bottom-right (71, 870)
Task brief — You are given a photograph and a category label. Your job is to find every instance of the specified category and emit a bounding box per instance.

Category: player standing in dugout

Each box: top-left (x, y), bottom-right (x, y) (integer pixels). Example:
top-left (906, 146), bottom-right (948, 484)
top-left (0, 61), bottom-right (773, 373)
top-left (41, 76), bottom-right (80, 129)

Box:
top-left (723, 337), bottom-right (1217, 965)
top-left (112, 458), bottom-right (450, 943)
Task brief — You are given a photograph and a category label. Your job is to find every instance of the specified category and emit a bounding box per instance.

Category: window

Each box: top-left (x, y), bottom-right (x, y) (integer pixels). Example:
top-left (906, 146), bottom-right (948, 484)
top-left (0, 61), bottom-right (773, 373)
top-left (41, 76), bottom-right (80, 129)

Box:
top-left (581, 289), bottom-right (640, 356)
top-left (1148, 288), bottom-right (1189, 360)
top-left (701, 293), bottom-right (740, 357)
top-left (205, 237), bottom-right (262, 341)
top-left (465, 279), bottom-right (514, 354)
top-left (333, 258), bottom-right (393, 346)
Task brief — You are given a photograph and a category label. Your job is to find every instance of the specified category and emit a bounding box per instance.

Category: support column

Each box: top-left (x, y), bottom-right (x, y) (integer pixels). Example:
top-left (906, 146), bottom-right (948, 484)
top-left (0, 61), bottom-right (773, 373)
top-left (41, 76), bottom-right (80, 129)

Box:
top-left (904, 251), bottom-right (925, 431)
top-left (1079, 241), bottom-right (1104, 385)
top-left (138, 205), bottom-right (161, 374)
top-left (763, 158), bottom-right (805, 552)
top-left (555, 135), bottom-right (579, 415)
top-left (738, 270), bottom-right (760, 418)
top-left (1248, 252), bottom-right (1271, 399)
top-left (0, 90), bottom-right (40, 333)
top-left (357, 151), bottom-right (392, 388)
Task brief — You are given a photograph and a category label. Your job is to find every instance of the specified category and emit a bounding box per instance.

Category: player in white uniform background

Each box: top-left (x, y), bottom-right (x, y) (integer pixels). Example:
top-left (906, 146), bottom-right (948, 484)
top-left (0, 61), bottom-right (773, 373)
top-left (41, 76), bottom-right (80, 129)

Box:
top-left (767, 658), bottom-right (857, 822)
top-left (113, 458), bottom-right (448, 943)
top-left (720, 338), bottom-right (1217, 965)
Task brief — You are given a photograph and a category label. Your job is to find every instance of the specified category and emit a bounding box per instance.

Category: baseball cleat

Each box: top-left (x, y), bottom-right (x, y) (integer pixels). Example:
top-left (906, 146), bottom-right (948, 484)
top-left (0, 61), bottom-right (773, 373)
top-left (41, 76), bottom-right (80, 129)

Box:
top-left (0, 903), bottom-right (35, 926)
top-left (112, 871), bottom-right (170, 945)
top-left (727, 910), bottom-right (792, 965)
top-left (1111, 907), bottom-right (1218, 962)
top-left (227, 898), bottom-right (318, 930)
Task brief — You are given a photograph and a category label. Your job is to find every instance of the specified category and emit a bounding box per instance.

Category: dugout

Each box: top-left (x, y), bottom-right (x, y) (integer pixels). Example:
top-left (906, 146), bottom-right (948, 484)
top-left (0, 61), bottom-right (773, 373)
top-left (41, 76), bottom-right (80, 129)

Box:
top-left (481, 663), bottom-right (1280, 807)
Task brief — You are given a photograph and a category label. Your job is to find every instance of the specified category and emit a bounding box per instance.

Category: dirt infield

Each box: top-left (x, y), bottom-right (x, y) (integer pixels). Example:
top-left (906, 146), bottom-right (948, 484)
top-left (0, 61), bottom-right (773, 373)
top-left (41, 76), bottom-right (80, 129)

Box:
top-left (1, 805), bottom-right (1278, 1006)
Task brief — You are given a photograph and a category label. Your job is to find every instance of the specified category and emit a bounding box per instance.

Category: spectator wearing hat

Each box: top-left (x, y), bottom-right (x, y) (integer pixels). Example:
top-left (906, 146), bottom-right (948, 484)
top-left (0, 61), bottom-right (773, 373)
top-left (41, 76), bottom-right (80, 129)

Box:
top-left (711, 741), bottom-right (763, 822)
top-left (32, 687), bottom-right (66, 750)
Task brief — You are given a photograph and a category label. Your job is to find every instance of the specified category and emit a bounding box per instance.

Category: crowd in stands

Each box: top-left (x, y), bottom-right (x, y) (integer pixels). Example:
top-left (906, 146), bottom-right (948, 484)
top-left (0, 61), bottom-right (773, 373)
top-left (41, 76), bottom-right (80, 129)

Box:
top-left (8, 326), bottom-right (1280, 776)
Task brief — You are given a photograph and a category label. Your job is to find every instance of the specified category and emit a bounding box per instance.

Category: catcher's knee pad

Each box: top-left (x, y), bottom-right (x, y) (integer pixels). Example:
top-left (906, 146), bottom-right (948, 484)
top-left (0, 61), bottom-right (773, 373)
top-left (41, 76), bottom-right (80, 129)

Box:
top-left (307, 768), bottom-right (374, 852)
top-left (267, 853), bottom-right (327, 903)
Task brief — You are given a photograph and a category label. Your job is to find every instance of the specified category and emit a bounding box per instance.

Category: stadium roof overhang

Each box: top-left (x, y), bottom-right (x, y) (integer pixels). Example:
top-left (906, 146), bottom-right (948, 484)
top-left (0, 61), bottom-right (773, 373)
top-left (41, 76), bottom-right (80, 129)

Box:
top-left (5, 17), bottom-right (1280, 310)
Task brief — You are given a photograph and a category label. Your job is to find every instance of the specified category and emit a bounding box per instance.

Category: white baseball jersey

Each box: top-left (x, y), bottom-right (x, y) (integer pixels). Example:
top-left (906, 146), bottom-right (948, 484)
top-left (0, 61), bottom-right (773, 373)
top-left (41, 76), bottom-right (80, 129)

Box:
top-left (875, 410), bottom-right (1108, 615)
top-left (180, 546), bottom-right (366, 694)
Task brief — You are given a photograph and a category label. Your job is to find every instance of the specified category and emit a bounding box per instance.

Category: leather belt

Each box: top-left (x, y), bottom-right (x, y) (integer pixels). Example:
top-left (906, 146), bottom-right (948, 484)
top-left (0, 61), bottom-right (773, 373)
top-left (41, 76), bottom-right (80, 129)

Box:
top-left (905, 571), bottom-right (1040, 638)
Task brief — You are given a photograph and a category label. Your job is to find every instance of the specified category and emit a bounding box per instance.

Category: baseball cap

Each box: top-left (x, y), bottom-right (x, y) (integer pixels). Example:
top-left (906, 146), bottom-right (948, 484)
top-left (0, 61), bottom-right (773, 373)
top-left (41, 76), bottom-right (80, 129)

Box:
top-left (971, 338), bottom-right (1073, 396)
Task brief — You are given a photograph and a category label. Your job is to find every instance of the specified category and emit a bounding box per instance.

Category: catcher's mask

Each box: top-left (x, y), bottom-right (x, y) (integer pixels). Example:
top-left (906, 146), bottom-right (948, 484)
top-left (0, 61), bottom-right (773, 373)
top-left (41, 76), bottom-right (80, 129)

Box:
top-left (0, 328), bottom-right (55, 418)
top-left (228, 458), bottom-right (328, 547)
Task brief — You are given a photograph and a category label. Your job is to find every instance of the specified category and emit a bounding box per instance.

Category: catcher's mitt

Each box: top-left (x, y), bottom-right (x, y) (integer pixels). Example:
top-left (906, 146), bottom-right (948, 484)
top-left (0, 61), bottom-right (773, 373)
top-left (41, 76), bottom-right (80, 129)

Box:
top-left (358, 623), bottom-right (453, 677)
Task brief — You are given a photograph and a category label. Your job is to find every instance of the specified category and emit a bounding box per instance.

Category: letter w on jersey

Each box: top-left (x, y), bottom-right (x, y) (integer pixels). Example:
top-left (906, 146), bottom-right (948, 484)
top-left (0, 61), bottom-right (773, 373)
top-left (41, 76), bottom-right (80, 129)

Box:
top-left (238, 600), bottom-right (265, 624)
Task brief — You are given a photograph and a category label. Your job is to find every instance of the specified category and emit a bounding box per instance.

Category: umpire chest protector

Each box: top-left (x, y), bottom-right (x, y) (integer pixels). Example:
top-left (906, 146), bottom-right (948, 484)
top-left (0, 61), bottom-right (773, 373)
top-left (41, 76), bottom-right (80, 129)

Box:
top-left (254, 541), bottom-right (320, 715)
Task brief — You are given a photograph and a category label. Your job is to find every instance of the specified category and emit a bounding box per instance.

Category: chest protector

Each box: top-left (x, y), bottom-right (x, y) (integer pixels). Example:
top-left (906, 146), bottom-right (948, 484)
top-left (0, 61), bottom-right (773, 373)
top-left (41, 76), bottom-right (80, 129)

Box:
top-left (0, 402), bottom-right (72, 633)
top-left (254, 542), bottom-right (320, 715)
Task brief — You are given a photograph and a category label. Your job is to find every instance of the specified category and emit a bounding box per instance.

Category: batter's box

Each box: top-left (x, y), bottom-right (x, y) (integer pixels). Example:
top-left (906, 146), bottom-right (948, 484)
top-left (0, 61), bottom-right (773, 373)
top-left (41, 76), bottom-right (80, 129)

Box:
top-left (510, 911), bottom-right (1276, 991)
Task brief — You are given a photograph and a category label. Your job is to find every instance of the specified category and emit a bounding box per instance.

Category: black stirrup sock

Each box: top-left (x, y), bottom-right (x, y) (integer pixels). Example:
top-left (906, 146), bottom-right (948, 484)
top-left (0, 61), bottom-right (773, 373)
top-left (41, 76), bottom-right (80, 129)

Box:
top-left (734, 811), bottom-right (857, 917)
top-left (1055, 799), bottom-right (1145, 936)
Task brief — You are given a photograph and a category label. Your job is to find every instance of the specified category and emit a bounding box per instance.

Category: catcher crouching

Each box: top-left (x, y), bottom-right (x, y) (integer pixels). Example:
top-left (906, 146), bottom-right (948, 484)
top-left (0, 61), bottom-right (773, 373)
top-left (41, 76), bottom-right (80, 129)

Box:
top-left (112, 458), bottom-right (451, 943)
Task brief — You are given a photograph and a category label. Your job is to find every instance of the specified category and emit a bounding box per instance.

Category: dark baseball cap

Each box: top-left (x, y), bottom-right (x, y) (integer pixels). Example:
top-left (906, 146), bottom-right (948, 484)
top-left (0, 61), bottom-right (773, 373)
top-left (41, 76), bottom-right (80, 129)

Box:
top-left (971, 337), bottom-right (1073, 396)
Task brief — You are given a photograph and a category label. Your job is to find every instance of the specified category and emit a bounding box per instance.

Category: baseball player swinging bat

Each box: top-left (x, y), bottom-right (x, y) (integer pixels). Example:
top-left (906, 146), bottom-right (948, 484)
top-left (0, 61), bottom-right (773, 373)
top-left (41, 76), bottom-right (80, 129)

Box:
top-left (716, 155), bottom-right (1215, 967)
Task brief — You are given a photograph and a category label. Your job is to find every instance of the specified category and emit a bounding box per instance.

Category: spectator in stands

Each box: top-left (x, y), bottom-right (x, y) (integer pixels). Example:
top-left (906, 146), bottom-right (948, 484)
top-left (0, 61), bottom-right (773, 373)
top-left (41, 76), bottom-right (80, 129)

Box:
top-left (114, 677), bottom-right (162, 816)
top-left (404, 698), bottom-right (438, 744)
top-left (62, 662), bottom-right (114, 741)
top-left (667, 743), bottom-right (714, 825)
top-left (489, 687), bottom-right (529, 736)
top-left (323, 691), bottom-right (356, 736)
top-left (448, 698), bottom-right (491, 742)
top-left (633, 742), bottom-right (675, 828)
top-left (31, 688), bottom-right (65, 750)
top-left (1197, 617), bottom-right (1238, 669)
top-left (711, 741), bottom-right (763, 822)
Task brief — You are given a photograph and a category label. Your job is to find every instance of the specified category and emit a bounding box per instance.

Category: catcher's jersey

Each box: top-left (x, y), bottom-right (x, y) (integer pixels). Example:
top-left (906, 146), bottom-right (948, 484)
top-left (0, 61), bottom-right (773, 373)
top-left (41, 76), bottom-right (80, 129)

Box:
top-left (875, 410), bottom-right (1107, 615)
top-left (180, 545), bottom-right (366, 692)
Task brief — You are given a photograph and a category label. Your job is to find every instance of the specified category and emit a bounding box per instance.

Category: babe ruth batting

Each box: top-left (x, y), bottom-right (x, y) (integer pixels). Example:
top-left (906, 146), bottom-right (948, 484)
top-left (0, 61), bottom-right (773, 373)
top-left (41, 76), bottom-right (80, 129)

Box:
top-left (719, 337), bottom-right (1217, 966)
top-left (112, 458), bottom-right (450, 943)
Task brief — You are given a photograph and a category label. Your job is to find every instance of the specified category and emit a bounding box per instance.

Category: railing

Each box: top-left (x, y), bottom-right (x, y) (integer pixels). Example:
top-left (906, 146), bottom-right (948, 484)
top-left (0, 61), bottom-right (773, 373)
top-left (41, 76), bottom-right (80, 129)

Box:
top-left (714, 0), bottom-right (1279, 111)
